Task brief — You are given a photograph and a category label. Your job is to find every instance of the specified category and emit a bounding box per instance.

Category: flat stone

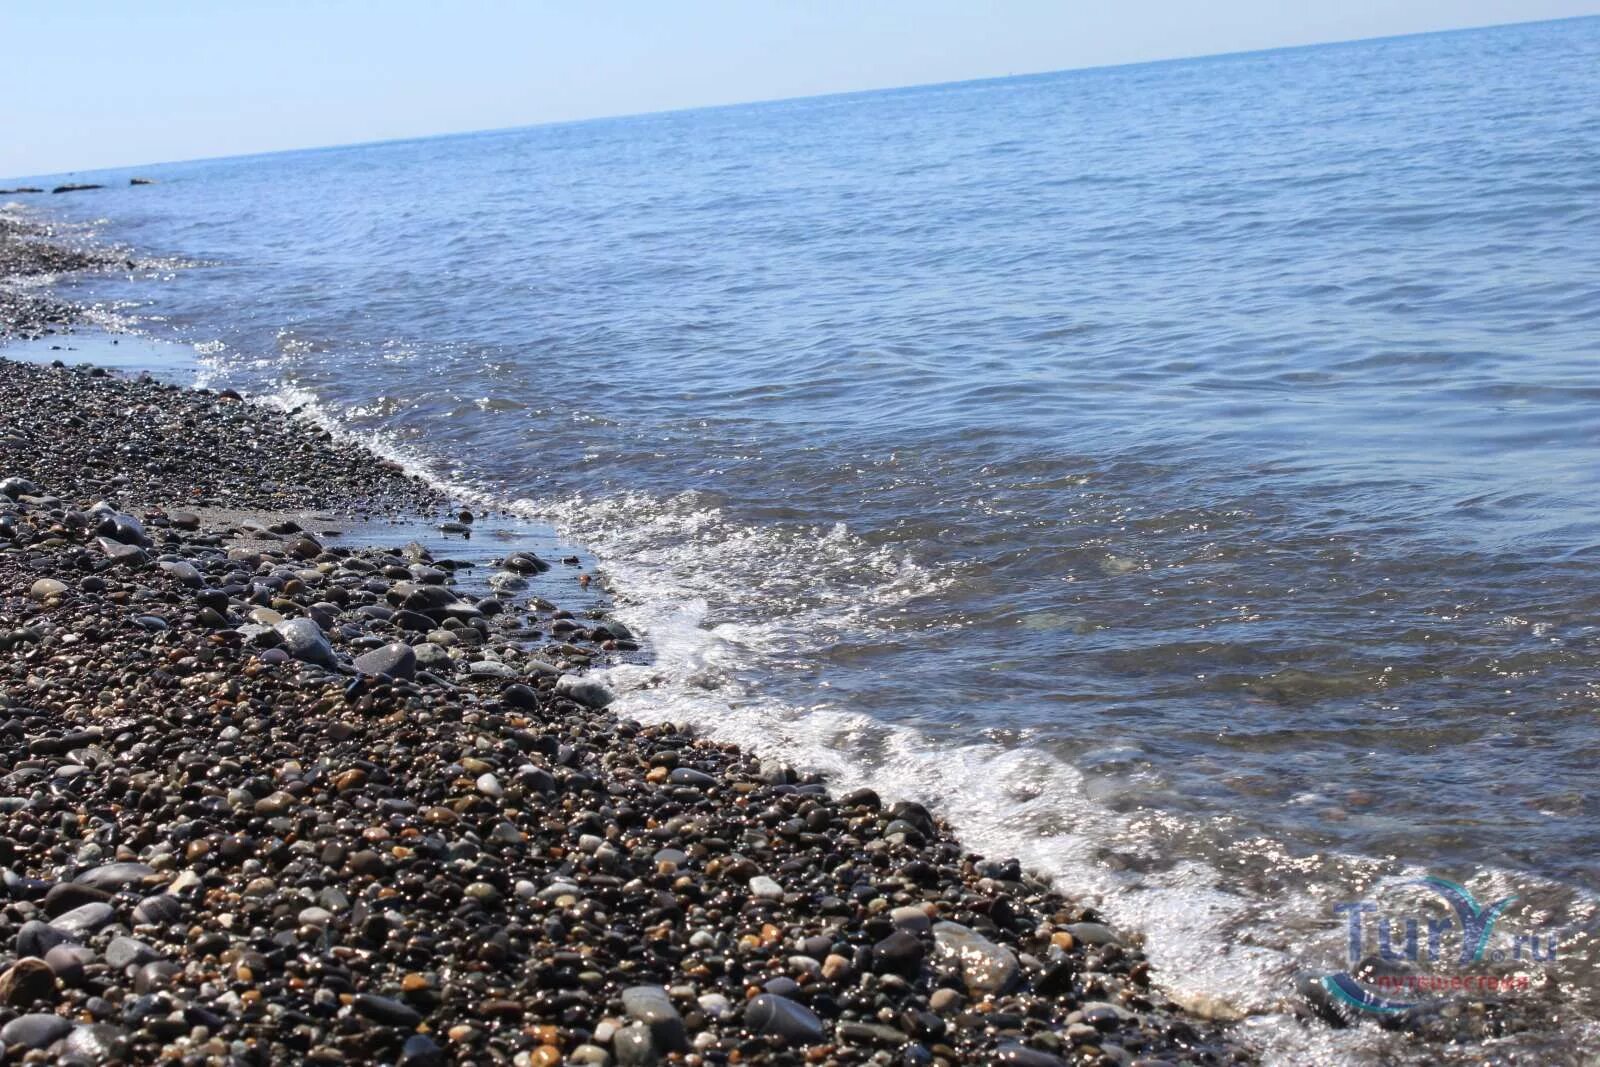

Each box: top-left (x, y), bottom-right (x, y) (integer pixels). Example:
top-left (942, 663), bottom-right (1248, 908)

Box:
top-left (74, 861), bottom-right (156, 892)
top-left (96, 537), bottom-right (149, 565)
top-left (1, 1012), bottom-right (72, 1049)
top-left (398, 1033), bottom-right (447, 1066)
top-left (44, 944), bottom-right (93, 986)
top-left (993, 1044), bottom-right (1068, 1066)
top-left (352, 992), bottom-right (423, 1027)
top-left (837, 1021), bottom-right (909, 1045)
top-left (668, 767), bottom-right (716, 788)
top-left (105, 935), bottom-right (161, 969)
top-left (468, 660), bottom-right (517, 678)
top-left (133, 893), bottom-right (183, 925)
top-left (50, 901), bottom-right (115, 937)
top-left (745, 993), bottom-right (826, 1044)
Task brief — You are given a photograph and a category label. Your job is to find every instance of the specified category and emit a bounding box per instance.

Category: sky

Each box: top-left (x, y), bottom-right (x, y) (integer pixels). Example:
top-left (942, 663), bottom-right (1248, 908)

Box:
top-left (3, 1), bottom-right (1597, 179)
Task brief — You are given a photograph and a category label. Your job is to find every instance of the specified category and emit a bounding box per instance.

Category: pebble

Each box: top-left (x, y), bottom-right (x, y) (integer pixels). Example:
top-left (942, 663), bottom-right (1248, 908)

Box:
top-left (353, 641), bottom-right (417, 679)
top-left (1, 1012), bottom-right (72, 1050)
top-left (275, 617), bottom-right (340, 669)
top-left (28, 576), bottom-right (67, 600)
top-left (555, 673), bottom-right (614, 708)
top-left (352, 992), bottom-right (423, 1027)
top-left (745, 993), bottom-right (827, 1044)
top-left (621, 984), bottom-right (688, 1052)
top-left (749, 875), bottom-right (785, 900)
top-left (0, 957), bottom-right (56, 1006)
top-left (933, 921), bottom-right (1020, 995)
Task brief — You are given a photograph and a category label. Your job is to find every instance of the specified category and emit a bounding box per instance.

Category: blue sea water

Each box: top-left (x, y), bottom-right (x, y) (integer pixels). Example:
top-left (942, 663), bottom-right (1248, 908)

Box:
top-left (10, 17), bottom-right (1600, 1062)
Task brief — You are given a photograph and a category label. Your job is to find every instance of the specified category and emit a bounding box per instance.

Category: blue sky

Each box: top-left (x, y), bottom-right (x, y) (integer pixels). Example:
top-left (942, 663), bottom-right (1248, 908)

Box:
top-left (3, 1), bottom-right (1597, 178)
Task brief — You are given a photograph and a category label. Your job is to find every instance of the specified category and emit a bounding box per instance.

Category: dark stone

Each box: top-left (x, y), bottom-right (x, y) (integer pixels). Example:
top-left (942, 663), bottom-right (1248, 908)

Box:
top-left (65, 1023), bottom-right (132, 1059)
top-left (0, 1012), bottom-right (72, 1049)
top-left (398, 1033), bottom-right (447, 1066)
top-left (0, 957), bottom-right (57, 1006)
top-left (622, 984), bottom-right (688, 1053)
top-left (43, 882), bottom-right (111, 917)
top-left (745, 993), bottom-right (826, 1044)
top-left (611, 1021), bottom-right (654, 1065)
top-left (353, 641), bottom-right (416, 680)
top-left (51, 901), bottom-right (115, 937)
top-left (17, 919), bottom-right (74, 957)
top-left (872, 930), bottom-right (926, 976)
top-left (993, 1044), bottom-right (1068, 1066)
top-left (73, 861), bottom-right (156, 892)
top-left (44, 944), bottom-right (93, 987)
top-left (105, 936), bottom-right (161, 969)
top-left (351, 992), bottom-right (422, 1027)
top-left (275, 618), bottom-right (339, 669)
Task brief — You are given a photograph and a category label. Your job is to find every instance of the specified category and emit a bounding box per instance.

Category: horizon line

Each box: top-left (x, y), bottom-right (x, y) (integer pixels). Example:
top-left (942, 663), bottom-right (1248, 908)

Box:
top-left (8, 11), bottom-right (1593, 182)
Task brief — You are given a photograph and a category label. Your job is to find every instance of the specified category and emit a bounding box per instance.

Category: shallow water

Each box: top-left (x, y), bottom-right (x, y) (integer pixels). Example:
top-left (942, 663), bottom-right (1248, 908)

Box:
top-left (11, 17), bottom-right (1600, 1062)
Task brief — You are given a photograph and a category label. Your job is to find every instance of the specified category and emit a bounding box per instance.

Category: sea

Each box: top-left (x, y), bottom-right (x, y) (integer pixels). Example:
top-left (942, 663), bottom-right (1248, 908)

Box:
top-left (8, 16), bottom-right (1600, 1064)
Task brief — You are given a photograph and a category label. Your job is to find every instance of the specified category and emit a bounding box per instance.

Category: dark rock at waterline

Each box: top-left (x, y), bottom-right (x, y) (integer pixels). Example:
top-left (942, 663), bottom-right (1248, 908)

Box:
top-left (555, 673), bottom-right (614, 708)
top-left (130, 177), bottom-right (155, 185)
top-left (51, 183), bottom-right (104, 194)
top-left (502, 551), bottom-right (550, 573)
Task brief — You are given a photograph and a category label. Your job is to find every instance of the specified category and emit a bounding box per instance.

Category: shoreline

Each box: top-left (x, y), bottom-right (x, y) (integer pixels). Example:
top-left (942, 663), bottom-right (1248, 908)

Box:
top-left (0, 213), bottom-right (1247, 1063)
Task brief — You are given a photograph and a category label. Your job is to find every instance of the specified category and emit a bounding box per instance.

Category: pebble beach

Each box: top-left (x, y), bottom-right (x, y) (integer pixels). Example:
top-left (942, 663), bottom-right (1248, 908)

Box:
top-left (0, 215), bottom-right (1247, 1065)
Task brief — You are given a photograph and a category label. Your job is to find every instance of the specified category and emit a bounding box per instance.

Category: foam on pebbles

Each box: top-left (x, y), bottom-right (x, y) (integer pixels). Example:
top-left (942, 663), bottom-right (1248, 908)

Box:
top-left (0, 346), bottom-right (1248, 1062)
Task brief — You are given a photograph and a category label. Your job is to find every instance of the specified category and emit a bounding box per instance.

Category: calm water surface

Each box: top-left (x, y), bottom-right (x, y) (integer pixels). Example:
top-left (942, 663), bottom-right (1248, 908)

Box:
top-left (13, 17), bottom-right (1600, 1062)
